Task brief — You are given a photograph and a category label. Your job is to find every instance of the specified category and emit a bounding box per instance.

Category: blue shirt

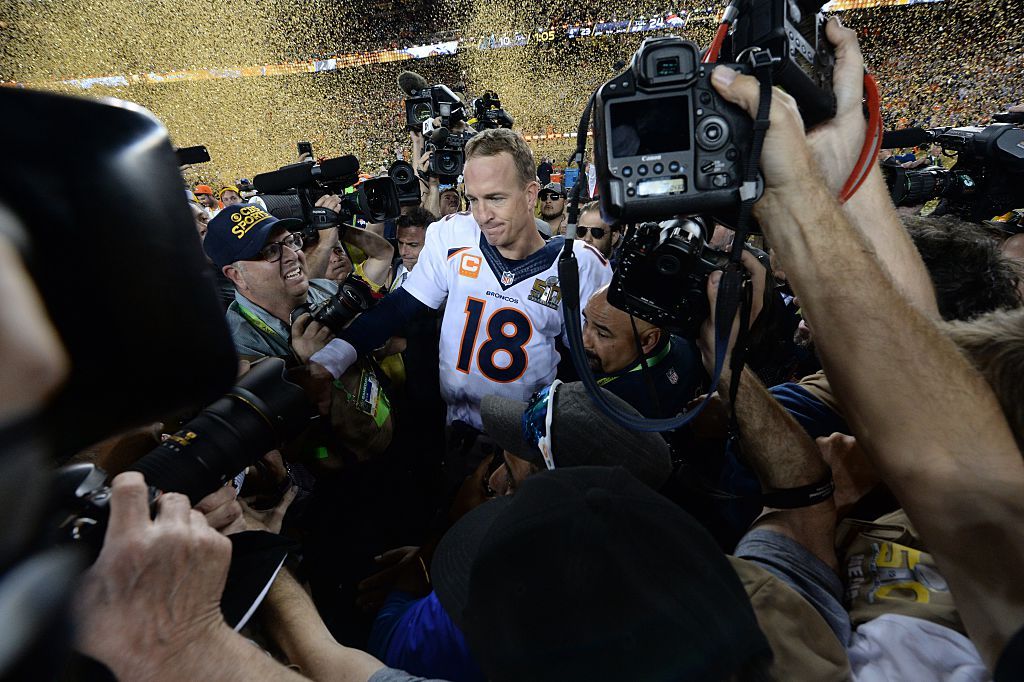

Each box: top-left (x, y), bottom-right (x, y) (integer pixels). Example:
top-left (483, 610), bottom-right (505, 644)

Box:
top-left (369, 591), bottom-right (485, 682)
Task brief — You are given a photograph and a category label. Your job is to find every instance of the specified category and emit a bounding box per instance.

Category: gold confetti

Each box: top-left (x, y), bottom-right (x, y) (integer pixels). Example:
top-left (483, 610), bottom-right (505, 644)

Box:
top-left (1, 0), bottom-right (1020, 183)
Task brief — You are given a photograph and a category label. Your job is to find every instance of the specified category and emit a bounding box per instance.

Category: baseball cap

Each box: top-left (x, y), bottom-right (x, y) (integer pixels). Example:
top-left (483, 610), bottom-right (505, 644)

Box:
top-left (539, 181), bottom-right (563, 198)
top-left (480, 382), bottom-right (672, 489)
top-left (203, 203), bottom-right (303, 268)
top-left (194, 184), bottom-right (215, 196)
top-left (432, 466), bottom-right (772, 682)
top-left (218, 185), bottom-right (240, 198)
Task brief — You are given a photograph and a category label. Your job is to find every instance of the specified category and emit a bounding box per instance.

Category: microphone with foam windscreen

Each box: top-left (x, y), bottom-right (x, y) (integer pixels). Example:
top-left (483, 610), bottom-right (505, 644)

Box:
top-left (398, 71), bottom-right (430, 97)
top-left (253, 155), bottom-right (360, 193)
top-left (881, 127), bottom-right (933, 149)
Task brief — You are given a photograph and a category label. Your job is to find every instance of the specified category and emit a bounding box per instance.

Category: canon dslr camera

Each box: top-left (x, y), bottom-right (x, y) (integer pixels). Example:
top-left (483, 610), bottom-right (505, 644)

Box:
top-left (593, 37), bottom-right (756, 224)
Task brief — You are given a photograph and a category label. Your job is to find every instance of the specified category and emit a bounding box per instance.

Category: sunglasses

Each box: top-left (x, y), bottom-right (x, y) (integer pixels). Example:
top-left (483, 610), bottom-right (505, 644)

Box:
top-left (578, 226), bottom-right (607, 239)
top-left (540, 193), bottom-right (563, 201)
top-left (521, 379), bottom-right (562, 470)
top-left (254, 233), bottom-right (303, 263)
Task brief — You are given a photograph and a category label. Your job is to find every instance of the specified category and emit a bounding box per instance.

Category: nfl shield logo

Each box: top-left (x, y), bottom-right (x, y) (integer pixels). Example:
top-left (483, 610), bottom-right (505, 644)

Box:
top-left (500, 271), bottom-right (515, 286)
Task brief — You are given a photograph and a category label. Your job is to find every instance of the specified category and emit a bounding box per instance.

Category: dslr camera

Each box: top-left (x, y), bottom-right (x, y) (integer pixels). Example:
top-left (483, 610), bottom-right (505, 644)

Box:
top-left (290, 274), bottom-right (381, 335)
top-left (607, 217), bottom-right (734, 335)
top-left (883, 123), bottom-right (1024, 222)
top-left (593, 37), bottom-right (757, 224)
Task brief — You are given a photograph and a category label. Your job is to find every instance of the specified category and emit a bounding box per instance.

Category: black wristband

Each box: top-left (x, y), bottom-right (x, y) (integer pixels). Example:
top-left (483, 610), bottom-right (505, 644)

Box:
top-left (759, 470), bottom-right (835, 510)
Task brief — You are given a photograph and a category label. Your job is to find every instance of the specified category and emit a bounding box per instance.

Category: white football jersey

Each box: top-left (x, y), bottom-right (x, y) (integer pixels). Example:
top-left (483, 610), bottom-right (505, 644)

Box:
top-left (403, 211), bottom-right (611, 430)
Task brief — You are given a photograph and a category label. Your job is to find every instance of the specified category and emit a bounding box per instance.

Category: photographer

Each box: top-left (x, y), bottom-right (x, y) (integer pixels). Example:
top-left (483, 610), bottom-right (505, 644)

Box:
top-left (204, 203), bottom-right (335, 363)
top-left (582, 285), bottom-right (702, 419)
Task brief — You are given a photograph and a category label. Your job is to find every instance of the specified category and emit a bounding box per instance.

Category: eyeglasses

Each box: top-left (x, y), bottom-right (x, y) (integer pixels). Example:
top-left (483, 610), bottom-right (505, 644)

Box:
top-left (521, 379), bottom-right (562, 470)
top-left (255, 233), bottom-right (303, 262)
top-left (578, 226), bottom-right (607, 239)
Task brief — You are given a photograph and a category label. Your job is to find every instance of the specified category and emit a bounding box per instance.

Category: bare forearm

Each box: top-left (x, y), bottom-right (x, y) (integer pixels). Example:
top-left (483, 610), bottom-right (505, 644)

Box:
top-left (759, 181), bottom-right (1024, 667)
top-left (344, 227), bottom-right (394, 285)
top-left (107, 625), bottom-right (308, 682)
top-left (262, 570), bottom-right (384, 682)
top-left (757, 183), bottom-right (1020, 481)
top-left (726, 366), bottom-right (827, 490)
top-left (839, 165), bottom-right (938, 318)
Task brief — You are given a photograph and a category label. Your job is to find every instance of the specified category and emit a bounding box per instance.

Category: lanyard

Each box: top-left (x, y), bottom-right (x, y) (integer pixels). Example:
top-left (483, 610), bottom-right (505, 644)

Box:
top-left (597, 341), bottom-right (672, 387)
top-left (235, 302), bottom-right (285, 342)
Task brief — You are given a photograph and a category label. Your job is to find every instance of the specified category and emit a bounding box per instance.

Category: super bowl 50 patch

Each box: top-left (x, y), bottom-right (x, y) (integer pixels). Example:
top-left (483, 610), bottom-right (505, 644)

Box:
top-left (528, 276), bottom-right (562, 310)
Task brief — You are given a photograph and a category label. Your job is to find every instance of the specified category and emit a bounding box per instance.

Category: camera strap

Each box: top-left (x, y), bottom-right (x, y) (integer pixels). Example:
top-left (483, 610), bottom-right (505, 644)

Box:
top-left (724, 49), bottom-right (775, 430)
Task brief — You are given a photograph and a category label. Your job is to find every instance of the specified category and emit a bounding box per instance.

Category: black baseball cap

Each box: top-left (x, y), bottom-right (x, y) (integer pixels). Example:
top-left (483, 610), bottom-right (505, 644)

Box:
top-left (432, 466), bottom-right (772, 682)
top-left (480, 382), bottom-right (672, 489)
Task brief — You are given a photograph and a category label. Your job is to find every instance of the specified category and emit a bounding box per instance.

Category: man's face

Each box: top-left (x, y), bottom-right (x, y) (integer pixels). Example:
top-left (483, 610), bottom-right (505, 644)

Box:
top-left (487, 450), bottom-right (539, 497)
top-left (538, 191), bottom-right (565, 221)
top-left (440, 190), bottom-right (461, 216)
top-left (220, 190), bottom-right (243, 207)
top-left (578, 211), bottom-right (616, 258)
top-left (583, 289), bottom-right (647, 374)
top-left (227, 227), bottom-right (309, 312)
top-left (464, 152), bottom-right (538, 250)
top-left (189, 203), bottom-right (209, 242)
top-left (197, 193), bottom-right (217, 209)
top-left (397, 225), bottom-right (427, 271)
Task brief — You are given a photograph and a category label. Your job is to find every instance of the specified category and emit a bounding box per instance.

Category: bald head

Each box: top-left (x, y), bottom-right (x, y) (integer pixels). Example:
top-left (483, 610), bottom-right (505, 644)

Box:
top-left (582, 287), bottom-right (661, 374)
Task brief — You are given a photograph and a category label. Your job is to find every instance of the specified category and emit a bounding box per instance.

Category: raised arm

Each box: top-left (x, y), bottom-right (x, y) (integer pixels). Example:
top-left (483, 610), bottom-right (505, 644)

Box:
top-left (711, 56), bottom-right (1024, 669)
top-left (343, 223), bottom-right (395, 288)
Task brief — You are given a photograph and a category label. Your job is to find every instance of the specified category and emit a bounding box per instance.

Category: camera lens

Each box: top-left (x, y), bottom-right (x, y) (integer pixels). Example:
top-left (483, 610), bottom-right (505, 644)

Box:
top-left (657, 254), bottom-right (681, 276)
top-left (413, 103), bottom-right (432, 122)
top-left (438, 151), bottom-right (460, 175)
top-left (392, 166), bottom-right (412, 184)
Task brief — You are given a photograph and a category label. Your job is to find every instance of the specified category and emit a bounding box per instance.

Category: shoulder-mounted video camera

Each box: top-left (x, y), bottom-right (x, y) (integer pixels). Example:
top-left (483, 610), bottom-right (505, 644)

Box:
top-left (471, 90), bottom-right (515, 130)
top-left (253, 154), bottom-right (400, 236)
top-left (405, 82), bottom-right (467, 132)
top-left (882, 122), bottom-right (1024, 222)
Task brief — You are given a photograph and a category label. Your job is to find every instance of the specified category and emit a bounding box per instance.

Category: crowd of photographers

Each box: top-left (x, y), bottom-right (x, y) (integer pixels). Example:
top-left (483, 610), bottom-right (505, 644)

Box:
top-left (4, 11), bottom-right (1024, 682)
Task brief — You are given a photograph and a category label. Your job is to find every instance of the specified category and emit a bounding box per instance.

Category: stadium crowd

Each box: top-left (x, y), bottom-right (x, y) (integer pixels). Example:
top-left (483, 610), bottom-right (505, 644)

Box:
top-left (3, 9), bottom-right (1024, 682)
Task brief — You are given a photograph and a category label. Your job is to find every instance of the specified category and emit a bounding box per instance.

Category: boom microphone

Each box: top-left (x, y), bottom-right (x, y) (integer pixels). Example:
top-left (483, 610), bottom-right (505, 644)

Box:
top-left (253, 155), bottom-right (360, 193)
top-left (881, 127), bottom-right (933, 149)
top-left (319, 155), bottom-right (360, 179)
top-left (398, 70), bottom-right (430, 97)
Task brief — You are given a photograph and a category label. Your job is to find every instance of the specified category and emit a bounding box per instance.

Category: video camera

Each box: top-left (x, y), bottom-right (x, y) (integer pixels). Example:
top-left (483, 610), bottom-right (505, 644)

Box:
top-left (882, 123), bottom-right (1024, 222)
top-left (403, 80), bottom-right (467, 132)
top-left (422, 125), bottom-right (476, 181)
top-left (388, 160), bottom-right (422, 206)
top-left (253, 153), bottom-right (400, 239)
top-left (471, 90), bottom-right (514, 130)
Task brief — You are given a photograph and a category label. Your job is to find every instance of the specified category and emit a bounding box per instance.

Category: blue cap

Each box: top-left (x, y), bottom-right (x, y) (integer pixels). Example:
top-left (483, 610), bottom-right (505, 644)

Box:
top-left (204, 203), bottom-right (302, 268)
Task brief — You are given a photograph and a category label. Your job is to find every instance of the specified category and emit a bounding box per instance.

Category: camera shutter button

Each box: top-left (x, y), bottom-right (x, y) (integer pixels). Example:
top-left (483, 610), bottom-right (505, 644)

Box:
top-left (696, 116), bottom-right (730, 151)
